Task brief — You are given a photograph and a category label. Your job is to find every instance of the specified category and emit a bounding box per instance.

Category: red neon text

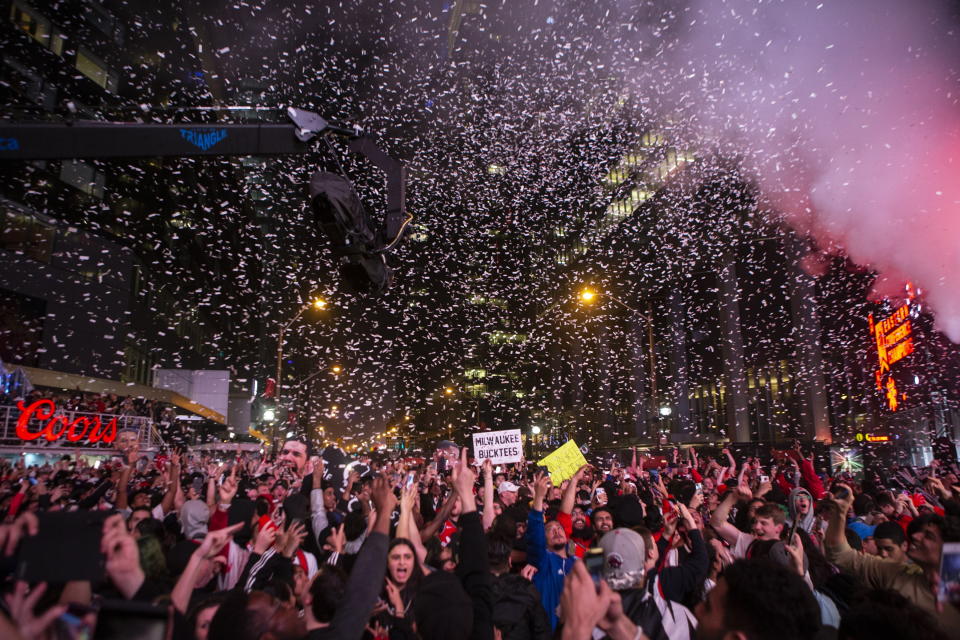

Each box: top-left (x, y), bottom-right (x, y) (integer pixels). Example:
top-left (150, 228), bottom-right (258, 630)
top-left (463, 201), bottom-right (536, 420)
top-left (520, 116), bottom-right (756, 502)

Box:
top-left (15, 399), bottom-right (117, 444)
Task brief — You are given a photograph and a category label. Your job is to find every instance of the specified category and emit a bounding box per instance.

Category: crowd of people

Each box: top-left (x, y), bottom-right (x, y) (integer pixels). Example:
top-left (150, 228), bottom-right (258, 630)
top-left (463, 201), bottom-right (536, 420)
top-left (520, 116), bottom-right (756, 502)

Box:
top-left (3, 388), bottom-right (168, 420)
top-left (0, 436), bottom-right (958, 639)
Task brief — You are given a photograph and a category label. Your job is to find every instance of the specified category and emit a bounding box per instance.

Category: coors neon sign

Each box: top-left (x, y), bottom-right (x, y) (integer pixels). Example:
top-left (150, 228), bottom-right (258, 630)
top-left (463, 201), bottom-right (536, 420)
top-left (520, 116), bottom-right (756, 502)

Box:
top-left (15, 399), bottom-right (117, 444)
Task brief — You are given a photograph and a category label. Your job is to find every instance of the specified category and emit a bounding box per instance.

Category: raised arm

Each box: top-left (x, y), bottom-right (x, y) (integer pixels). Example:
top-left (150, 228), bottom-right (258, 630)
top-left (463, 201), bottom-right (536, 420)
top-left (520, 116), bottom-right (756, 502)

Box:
top-left (710, 486), bottom-right (749, 546)
top-left (481, 460), bottom-right (496, 531)
top-left (159, 451), bottom-right (181, 517)
top-left (560, 465), bottom-right (587, 516)
top-left (397, 483), bottom-right (429, 568)
top-left (419, 487), bottom-right (458, 542)
top-left (324, 475), bottom-right (396, 640)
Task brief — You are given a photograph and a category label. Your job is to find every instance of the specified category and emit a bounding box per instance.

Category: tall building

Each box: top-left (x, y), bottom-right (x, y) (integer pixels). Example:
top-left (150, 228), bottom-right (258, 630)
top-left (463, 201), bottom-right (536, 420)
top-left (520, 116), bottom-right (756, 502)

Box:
top-left (0, 0), bottom-right (263, 431)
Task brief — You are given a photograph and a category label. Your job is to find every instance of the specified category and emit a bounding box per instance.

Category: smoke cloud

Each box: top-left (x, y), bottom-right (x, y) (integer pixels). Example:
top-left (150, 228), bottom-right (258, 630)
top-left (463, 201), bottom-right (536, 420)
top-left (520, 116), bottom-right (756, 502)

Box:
top-left (626, 0), bottom-right (960, 339)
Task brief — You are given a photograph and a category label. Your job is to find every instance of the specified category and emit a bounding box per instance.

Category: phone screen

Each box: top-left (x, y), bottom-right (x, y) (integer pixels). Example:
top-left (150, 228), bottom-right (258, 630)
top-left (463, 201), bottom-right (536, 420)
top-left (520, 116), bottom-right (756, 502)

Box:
top-left (93, 600), bottom-right (171, 640)
top-left (939, 542), bottom-right (960, 605)
top-left (18, 511), bottom-right (112, 583)
top-left (584, 549), bottom-right (605, 583)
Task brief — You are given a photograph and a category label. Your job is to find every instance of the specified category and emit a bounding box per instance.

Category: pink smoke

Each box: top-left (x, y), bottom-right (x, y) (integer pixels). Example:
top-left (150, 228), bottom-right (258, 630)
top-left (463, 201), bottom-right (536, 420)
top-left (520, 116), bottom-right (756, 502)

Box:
top-left (635, 0), bottom-right (960, 340)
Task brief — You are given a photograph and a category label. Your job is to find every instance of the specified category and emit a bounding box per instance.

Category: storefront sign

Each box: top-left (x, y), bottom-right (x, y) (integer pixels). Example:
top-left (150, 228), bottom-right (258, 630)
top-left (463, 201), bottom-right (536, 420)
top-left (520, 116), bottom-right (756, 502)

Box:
top-left (855, 432), bottom-right (891, 443)
top-left (15, 400), bottom-right (117, 444)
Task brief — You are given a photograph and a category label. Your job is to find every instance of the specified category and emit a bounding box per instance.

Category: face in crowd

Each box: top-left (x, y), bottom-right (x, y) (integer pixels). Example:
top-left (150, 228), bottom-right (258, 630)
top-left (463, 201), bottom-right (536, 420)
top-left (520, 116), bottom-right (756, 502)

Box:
top-left (499, 487), bottom-right (517, 507)
top-left (908, 522), bottom-right (944, 569)
top-left (545, 519), bottom-right (568, 552)
top-left (875, 535), bottom-right (907, 563)
top-left (571, 506), bottom-right (588, 531)
top-left (278, 440), bottom-right (308, 476)
top-left (388, 541), bottom-right (416, 586)
top-left (751, 515), bottom-right (783, 541)
top-left (593, 509), bottom-right (614, 534)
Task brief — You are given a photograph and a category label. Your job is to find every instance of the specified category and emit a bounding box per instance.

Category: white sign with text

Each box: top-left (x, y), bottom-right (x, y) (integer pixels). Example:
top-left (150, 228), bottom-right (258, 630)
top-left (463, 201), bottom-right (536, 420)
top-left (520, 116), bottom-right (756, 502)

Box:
top-left (472, 429), bottom-right (523, 465)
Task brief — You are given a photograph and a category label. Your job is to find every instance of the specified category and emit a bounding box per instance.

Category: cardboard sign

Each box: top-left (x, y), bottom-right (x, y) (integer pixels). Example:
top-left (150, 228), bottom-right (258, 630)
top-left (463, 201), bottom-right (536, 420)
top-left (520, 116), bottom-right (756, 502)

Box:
top-left (472, 429), bottom-right (523, 465)
top-left (538, 439), bottom-right (588, 483)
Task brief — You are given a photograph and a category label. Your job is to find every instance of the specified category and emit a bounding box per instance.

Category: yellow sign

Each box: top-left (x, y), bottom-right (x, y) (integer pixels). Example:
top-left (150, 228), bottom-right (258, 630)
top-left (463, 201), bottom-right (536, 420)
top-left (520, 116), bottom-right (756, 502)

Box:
top-left (537, 440), bottom-right (587, 484)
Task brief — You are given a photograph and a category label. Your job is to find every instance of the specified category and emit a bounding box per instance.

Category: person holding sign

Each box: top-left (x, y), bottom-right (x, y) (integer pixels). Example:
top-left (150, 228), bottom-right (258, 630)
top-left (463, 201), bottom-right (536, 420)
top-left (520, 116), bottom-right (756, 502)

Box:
top-left (525, 471), bottom-right (574, 631)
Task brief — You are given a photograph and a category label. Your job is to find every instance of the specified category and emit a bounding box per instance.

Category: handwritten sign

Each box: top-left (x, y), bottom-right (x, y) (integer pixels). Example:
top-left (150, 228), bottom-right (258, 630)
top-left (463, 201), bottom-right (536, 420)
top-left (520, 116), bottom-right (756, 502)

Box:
top-left (472, 429), bottom-right (522, 465)
top-left (537, 439), bottom-right (587, 483)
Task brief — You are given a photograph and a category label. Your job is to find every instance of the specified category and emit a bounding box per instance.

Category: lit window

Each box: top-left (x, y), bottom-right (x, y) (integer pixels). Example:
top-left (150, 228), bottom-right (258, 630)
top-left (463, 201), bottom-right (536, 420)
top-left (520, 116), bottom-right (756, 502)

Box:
top-left (49, 28), bottom-right (65, 55)
top-left (9, 1), bottom-right (50, 46)
top-left (59, 159), bottom-right (105, 198)
top-left (76, 47), bottom-right (118, 92)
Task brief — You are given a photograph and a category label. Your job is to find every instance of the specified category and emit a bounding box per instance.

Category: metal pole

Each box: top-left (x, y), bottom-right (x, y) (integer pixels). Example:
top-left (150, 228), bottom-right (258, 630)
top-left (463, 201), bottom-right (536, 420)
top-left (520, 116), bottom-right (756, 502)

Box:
top-left (273, 304), bottom-right (309, 449)
top-left (274, 324), bottom-right (285, 451)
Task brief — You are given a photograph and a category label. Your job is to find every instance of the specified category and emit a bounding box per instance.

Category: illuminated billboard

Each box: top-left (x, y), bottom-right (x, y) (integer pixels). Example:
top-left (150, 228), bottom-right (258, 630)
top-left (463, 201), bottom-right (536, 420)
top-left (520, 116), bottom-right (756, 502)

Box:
top-left (868, 291), bottom-right (916, 412)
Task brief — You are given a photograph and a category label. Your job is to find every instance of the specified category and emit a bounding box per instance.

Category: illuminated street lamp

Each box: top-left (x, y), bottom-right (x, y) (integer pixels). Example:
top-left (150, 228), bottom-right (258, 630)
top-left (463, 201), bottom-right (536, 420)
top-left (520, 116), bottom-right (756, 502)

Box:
top-left (576, 285), bottom-right (660, 439)
top-left (274, 296), bottom-right (329, 447)
top-left (331, 365), bottom-right (342, 374)
top-left (444, 387), bottom-right (454, 395)
top-left (531, 425), bottom-right (542, 435)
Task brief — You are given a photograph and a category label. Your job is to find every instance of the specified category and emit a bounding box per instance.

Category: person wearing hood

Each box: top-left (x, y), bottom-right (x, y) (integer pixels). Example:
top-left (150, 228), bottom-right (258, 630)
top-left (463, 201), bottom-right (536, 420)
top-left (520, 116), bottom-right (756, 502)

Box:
top-left (788, 488), bottom-right (815, 534)
top-left (182, 498), bottom-right (211, 541)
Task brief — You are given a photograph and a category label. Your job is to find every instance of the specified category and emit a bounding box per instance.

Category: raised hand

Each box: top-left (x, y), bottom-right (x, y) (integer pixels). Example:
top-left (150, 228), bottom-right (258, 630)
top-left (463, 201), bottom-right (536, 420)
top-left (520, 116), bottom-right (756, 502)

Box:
top-left (370, 474), bottom-right (398, 519)
top-left (783, 533), bottom-right (805, 576)
top-left (280, 521), bottom-right (307, 558)
top-left (325, 523), bottom-right (346, 554)
top-left (195, 522), bottom-right (243, 560)
top-left (3, 581), bottom-right (67, 639)
top-left (102, 514), bottom-right (144, 599)
top-left (451, 447), bottom-right (477, 497)
top-left (219, 464), bottom-right (238, 504)
top-left (0, 512), bottom-right (38, 557)
top-left (253, 522), bottom-right (278, 555)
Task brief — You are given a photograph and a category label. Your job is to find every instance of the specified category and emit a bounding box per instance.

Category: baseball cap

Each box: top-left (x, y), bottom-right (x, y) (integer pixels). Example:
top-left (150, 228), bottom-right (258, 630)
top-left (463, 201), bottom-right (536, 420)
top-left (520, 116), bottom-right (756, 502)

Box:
top-left (497, 481), bottom-right (519, 495)
top-left (598, 528), bottom-right (647, 590)
top-left (847, 521), bottom-right (876, 540)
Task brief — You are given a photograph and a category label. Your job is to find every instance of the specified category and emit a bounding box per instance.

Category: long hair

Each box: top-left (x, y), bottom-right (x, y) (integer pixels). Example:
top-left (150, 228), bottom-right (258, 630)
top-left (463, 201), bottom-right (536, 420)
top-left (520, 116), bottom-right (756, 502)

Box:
top-left (384, 538), bottom-right (426, 615)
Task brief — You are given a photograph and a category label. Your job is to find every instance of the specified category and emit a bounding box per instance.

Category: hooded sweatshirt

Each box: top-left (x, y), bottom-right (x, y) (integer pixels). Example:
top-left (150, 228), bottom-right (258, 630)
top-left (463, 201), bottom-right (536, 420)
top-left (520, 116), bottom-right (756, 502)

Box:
top-left (788, 488), bottom-right (815, 533)
top-left (180, 499), bottom-right (210, 539)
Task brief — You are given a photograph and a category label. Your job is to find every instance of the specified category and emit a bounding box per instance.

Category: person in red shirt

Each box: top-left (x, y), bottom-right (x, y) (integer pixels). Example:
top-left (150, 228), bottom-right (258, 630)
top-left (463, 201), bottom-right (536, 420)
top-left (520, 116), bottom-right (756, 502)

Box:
top-left (556, 466), bottom-right (594, 558)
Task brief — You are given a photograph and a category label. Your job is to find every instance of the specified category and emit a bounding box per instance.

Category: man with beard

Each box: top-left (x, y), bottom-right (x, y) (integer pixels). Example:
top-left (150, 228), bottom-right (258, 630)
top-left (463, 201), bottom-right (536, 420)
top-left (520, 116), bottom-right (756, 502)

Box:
top-left (693, 559), bottom-right (821, 640)
top-left (557, 466), bottom-right (594, 558)
top-left (526, 471), bottom-right (574, 631)
top-left (592, 506), bottom-right (615, 536)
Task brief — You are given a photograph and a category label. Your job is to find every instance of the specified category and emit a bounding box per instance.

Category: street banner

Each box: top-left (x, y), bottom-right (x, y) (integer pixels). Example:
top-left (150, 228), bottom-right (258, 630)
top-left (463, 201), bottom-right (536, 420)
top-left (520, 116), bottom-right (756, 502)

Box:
top-left (472, 429), bottom-right (523, 465)
top-left (538, 439), bottom-right (588, 483)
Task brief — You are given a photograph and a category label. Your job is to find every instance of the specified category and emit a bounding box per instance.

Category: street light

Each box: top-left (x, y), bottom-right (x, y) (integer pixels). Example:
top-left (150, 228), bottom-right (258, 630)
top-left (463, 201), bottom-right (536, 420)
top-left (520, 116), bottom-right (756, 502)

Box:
top-left (576, 285), bottom-right (660, 439)
top-left (531, 425), bottom-right (542, 435)
top-left (331, 365), bottom-right (342, 374)
top-left (274, 296), bottom-right (329, 447)
top-left (444, 387), bottom-right (454, 395)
